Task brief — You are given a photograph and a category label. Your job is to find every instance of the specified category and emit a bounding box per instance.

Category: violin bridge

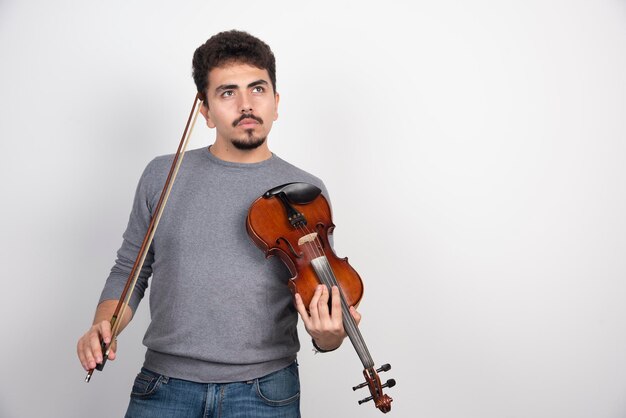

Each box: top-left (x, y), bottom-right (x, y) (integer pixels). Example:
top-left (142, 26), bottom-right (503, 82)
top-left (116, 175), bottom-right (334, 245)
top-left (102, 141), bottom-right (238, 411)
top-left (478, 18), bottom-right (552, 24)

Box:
top-left (298, 232), bottom-right (318, 246)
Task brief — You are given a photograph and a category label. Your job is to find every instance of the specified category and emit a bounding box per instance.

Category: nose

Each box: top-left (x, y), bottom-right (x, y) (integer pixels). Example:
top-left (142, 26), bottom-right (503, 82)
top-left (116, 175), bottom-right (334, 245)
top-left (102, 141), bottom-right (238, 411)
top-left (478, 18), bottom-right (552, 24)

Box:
top-left (239, 93), bottom-right (253, 114)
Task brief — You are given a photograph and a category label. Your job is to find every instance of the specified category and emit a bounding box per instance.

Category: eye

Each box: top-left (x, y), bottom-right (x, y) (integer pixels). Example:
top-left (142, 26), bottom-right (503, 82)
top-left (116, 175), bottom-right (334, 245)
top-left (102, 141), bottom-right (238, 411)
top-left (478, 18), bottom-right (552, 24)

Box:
top-left (252, 86), bottom-right (265, 93)
top-left (221, 90), bottom-right (235, 98)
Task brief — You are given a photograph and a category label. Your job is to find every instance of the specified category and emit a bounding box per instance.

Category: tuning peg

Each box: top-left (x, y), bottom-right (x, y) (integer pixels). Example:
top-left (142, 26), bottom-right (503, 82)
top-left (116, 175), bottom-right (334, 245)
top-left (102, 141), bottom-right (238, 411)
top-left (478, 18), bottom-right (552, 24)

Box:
top-left (352, 381), bottom-right (368, 391)
top-left (377, 364), bottom-right (391, 373)
top-left (357, 379), bottom-right (397, 405)
top-left (383, 378), bottom-right (396, 389)
top-left (352, 364), bottom-right (393, 391)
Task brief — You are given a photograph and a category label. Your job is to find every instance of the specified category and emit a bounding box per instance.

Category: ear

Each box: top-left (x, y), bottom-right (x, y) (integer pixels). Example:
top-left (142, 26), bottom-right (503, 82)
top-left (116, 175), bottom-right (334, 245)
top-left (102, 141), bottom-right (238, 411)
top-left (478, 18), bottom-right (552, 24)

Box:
top-left (273, 92), bottom-right (280, 121)
top-left (200, 101), bottom-right (216, 129)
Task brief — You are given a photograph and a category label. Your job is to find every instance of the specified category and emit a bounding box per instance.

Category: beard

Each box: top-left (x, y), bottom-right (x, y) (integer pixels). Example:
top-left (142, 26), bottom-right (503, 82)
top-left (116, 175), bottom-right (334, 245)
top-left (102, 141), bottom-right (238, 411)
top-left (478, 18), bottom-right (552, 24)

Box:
top-left (230, 113), bottom-right (267, 150)
top-left (230, 130), bottom-right (267, 150)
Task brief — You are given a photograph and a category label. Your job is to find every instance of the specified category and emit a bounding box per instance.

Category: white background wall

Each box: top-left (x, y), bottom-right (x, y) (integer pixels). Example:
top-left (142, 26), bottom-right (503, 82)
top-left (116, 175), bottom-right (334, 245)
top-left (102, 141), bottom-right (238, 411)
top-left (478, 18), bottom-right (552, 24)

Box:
top-left (1, 1), bottom-right (625, 417)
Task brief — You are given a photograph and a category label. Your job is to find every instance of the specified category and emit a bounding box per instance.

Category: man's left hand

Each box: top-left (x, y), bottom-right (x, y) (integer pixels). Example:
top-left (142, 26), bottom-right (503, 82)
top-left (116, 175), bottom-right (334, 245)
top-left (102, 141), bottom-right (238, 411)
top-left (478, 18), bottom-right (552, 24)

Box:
top-left (295, 284), bottom-right (361, 351)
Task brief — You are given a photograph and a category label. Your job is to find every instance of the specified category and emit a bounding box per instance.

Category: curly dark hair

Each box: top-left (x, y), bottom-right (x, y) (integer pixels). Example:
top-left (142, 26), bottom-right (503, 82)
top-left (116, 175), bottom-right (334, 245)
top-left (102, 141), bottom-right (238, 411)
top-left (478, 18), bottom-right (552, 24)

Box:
top-left (192, 30), bottom-right (277, 102)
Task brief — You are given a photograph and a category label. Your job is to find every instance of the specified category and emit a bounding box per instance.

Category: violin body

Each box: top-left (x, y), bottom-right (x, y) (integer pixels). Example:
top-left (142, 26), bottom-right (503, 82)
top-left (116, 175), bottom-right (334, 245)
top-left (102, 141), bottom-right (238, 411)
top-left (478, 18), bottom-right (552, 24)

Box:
top-left (246, 184), bottom-right (363, 310)
top-left (246, 182), bottom-right (394, 413)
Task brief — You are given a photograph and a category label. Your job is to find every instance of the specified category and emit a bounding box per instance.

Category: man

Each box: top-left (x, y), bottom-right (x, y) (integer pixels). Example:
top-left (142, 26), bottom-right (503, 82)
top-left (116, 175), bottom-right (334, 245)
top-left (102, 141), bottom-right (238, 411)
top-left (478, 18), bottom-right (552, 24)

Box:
top-left (76, 30), bottom-right (360, 417)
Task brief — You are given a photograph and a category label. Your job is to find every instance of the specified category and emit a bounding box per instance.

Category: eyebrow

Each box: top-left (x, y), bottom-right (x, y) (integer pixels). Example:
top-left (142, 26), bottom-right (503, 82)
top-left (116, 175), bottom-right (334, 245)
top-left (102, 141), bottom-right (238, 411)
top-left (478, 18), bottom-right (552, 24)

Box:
top-left (214, 79), bottom-right (269, 94)
top-left (248, 79), bottom-right (268, 88)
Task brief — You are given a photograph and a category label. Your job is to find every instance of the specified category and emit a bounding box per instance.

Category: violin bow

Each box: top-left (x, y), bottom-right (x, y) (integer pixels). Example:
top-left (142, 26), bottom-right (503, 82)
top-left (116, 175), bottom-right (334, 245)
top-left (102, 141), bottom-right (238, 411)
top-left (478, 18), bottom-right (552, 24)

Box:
top-left (85, 93), bottom-right (203, 382)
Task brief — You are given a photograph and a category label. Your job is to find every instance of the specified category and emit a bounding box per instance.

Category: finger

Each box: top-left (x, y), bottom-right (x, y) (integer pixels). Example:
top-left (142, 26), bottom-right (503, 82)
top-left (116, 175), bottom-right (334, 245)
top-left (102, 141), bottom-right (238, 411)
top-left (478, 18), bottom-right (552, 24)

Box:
top-left (99, 320), bottom-right (112, 345)
top-left (308, 285), bottom-right (324, 325)
top-left (350, 306), bottom-right (362, 325)
top-left (95, 320), bottom-right (115, 362)
top-left (81, 336), bottom-right (97, 370)
top-left (77, 337), bottom-right (90, 371)
top-left (330, 286), bottom-right (342, 323)
top-left (88, 328), bottom-right (105, 366)
top-left (108, 339), bottom-right (118, 361)
top-left (317, 285), bottom-right (331, 320)
top-left (294, 293), bottom-right (313, 330)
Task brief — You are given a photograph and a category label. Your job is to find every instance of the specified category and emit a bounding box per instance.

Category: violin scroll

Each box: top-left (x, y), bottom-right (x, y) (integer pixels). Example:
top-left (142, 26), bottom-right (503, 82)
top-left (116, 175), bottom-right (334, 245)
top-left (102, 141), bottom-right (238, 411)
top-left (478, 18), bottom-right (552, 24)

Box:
top-left (353, 364), bottom-right (395, 413)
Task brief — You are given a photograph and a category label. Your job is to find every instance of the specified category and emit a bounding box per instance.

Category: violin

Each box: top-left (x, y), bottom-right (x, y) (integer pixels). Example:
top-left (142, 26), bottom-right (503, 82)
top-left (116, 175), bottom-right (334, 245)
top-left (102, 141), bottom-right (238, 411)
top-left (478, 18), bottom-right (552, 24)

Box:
top-left (246, 182), bottom-right (395, 413)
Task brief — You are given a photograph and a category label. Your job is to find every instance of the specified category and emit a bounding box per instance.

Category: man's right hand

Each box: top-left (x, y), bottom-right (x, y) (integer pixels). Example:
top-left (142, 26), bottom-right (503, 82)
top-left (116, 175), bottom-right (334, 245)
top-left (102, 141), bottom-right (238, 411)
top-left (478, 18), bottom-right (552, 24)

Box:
top-left (77, 320), bottom-right (118, 371)
top-left (76, 300), bottom-right (132, 371)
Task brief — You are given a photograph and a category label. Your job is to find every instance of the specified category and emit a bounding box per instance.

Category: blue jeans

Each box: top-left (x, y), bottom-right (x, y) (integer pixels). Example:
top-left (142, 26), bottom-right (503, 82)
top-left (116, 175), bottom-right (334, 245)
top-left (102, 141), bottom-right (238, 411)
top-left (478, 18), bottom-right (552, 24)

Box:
top-left (124, 362), bottom-right (300, 418)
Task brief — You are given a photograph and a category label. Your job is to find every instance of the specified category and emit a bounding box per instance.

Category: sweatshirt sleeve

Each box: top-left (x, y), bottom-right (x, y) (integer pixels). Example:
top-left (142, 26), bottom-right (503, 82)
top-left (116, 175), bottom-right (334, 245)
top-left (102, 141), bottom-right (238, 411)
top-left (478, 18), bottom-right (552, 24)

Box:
top-left (98, 160), bottom-right (157, 314)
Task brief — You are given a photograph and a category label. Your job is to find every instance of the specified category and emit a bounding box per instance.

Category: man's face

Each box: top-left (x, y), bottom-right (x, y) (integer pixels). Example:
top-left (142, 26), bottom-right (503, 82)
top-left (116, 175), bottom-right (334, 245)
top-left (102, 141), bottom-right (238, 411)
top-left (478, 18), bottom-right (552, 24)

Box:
top-left (201, 63), bottom-right (279, 150)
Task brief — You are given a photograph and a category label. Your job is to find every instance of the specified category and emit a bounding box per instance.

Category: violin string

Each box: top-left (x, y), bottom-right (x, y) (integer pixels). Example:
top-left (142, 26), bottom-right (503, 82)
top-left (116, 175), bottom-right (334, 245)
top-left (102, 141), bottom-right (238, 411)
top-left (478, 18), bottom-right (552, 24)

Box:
top-left (307, 227), bottom-right (373, 367)
top-left (305, 226), bottom-right (374, 367)
top-left (293, 221), bottom-right (351, 324)
top-left (296, 220), bottom-right (374, 367)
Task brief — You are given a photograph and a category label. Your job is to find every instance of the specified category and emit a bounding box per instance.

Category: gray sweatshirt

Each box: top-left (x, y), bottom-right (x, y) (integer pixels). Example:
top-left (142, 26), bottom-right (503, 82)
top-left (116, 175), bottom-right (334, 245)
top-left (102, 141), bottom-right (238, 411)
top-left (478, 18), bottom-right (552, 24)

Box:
top-left (99, 146), bottom-right (328, 383)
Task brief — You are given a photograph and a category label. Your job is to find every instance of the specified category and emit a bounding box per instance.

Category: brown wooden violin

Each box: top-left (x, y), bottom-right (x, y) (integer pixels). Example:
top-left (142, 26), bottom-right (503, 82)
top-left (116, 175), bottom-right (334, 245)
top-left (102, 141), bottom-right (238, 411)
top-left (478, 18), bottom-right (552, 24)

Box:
top-left (246, 182), bottom-right (395, 413)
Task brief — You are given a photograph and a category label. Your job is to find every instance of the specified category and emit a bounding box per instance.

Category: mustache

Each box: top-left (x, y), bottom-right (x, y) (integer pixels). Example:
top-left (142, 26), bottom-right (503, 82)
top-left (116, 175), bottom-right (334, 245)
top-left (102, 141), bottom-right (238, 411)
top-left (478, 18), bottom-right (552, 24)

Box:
top-left (232, 113), bottom-right (264, 127)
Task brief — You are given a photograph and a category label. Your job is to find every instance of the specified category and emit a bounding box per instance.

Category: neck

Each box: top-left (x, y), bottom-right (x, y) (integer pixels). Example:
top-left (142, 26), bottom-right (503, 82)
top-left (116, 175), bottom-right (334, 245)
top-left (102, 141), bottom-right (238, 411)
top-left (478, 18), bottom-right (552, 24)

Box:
top-left (209, 139), bottom-right (272, 163)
